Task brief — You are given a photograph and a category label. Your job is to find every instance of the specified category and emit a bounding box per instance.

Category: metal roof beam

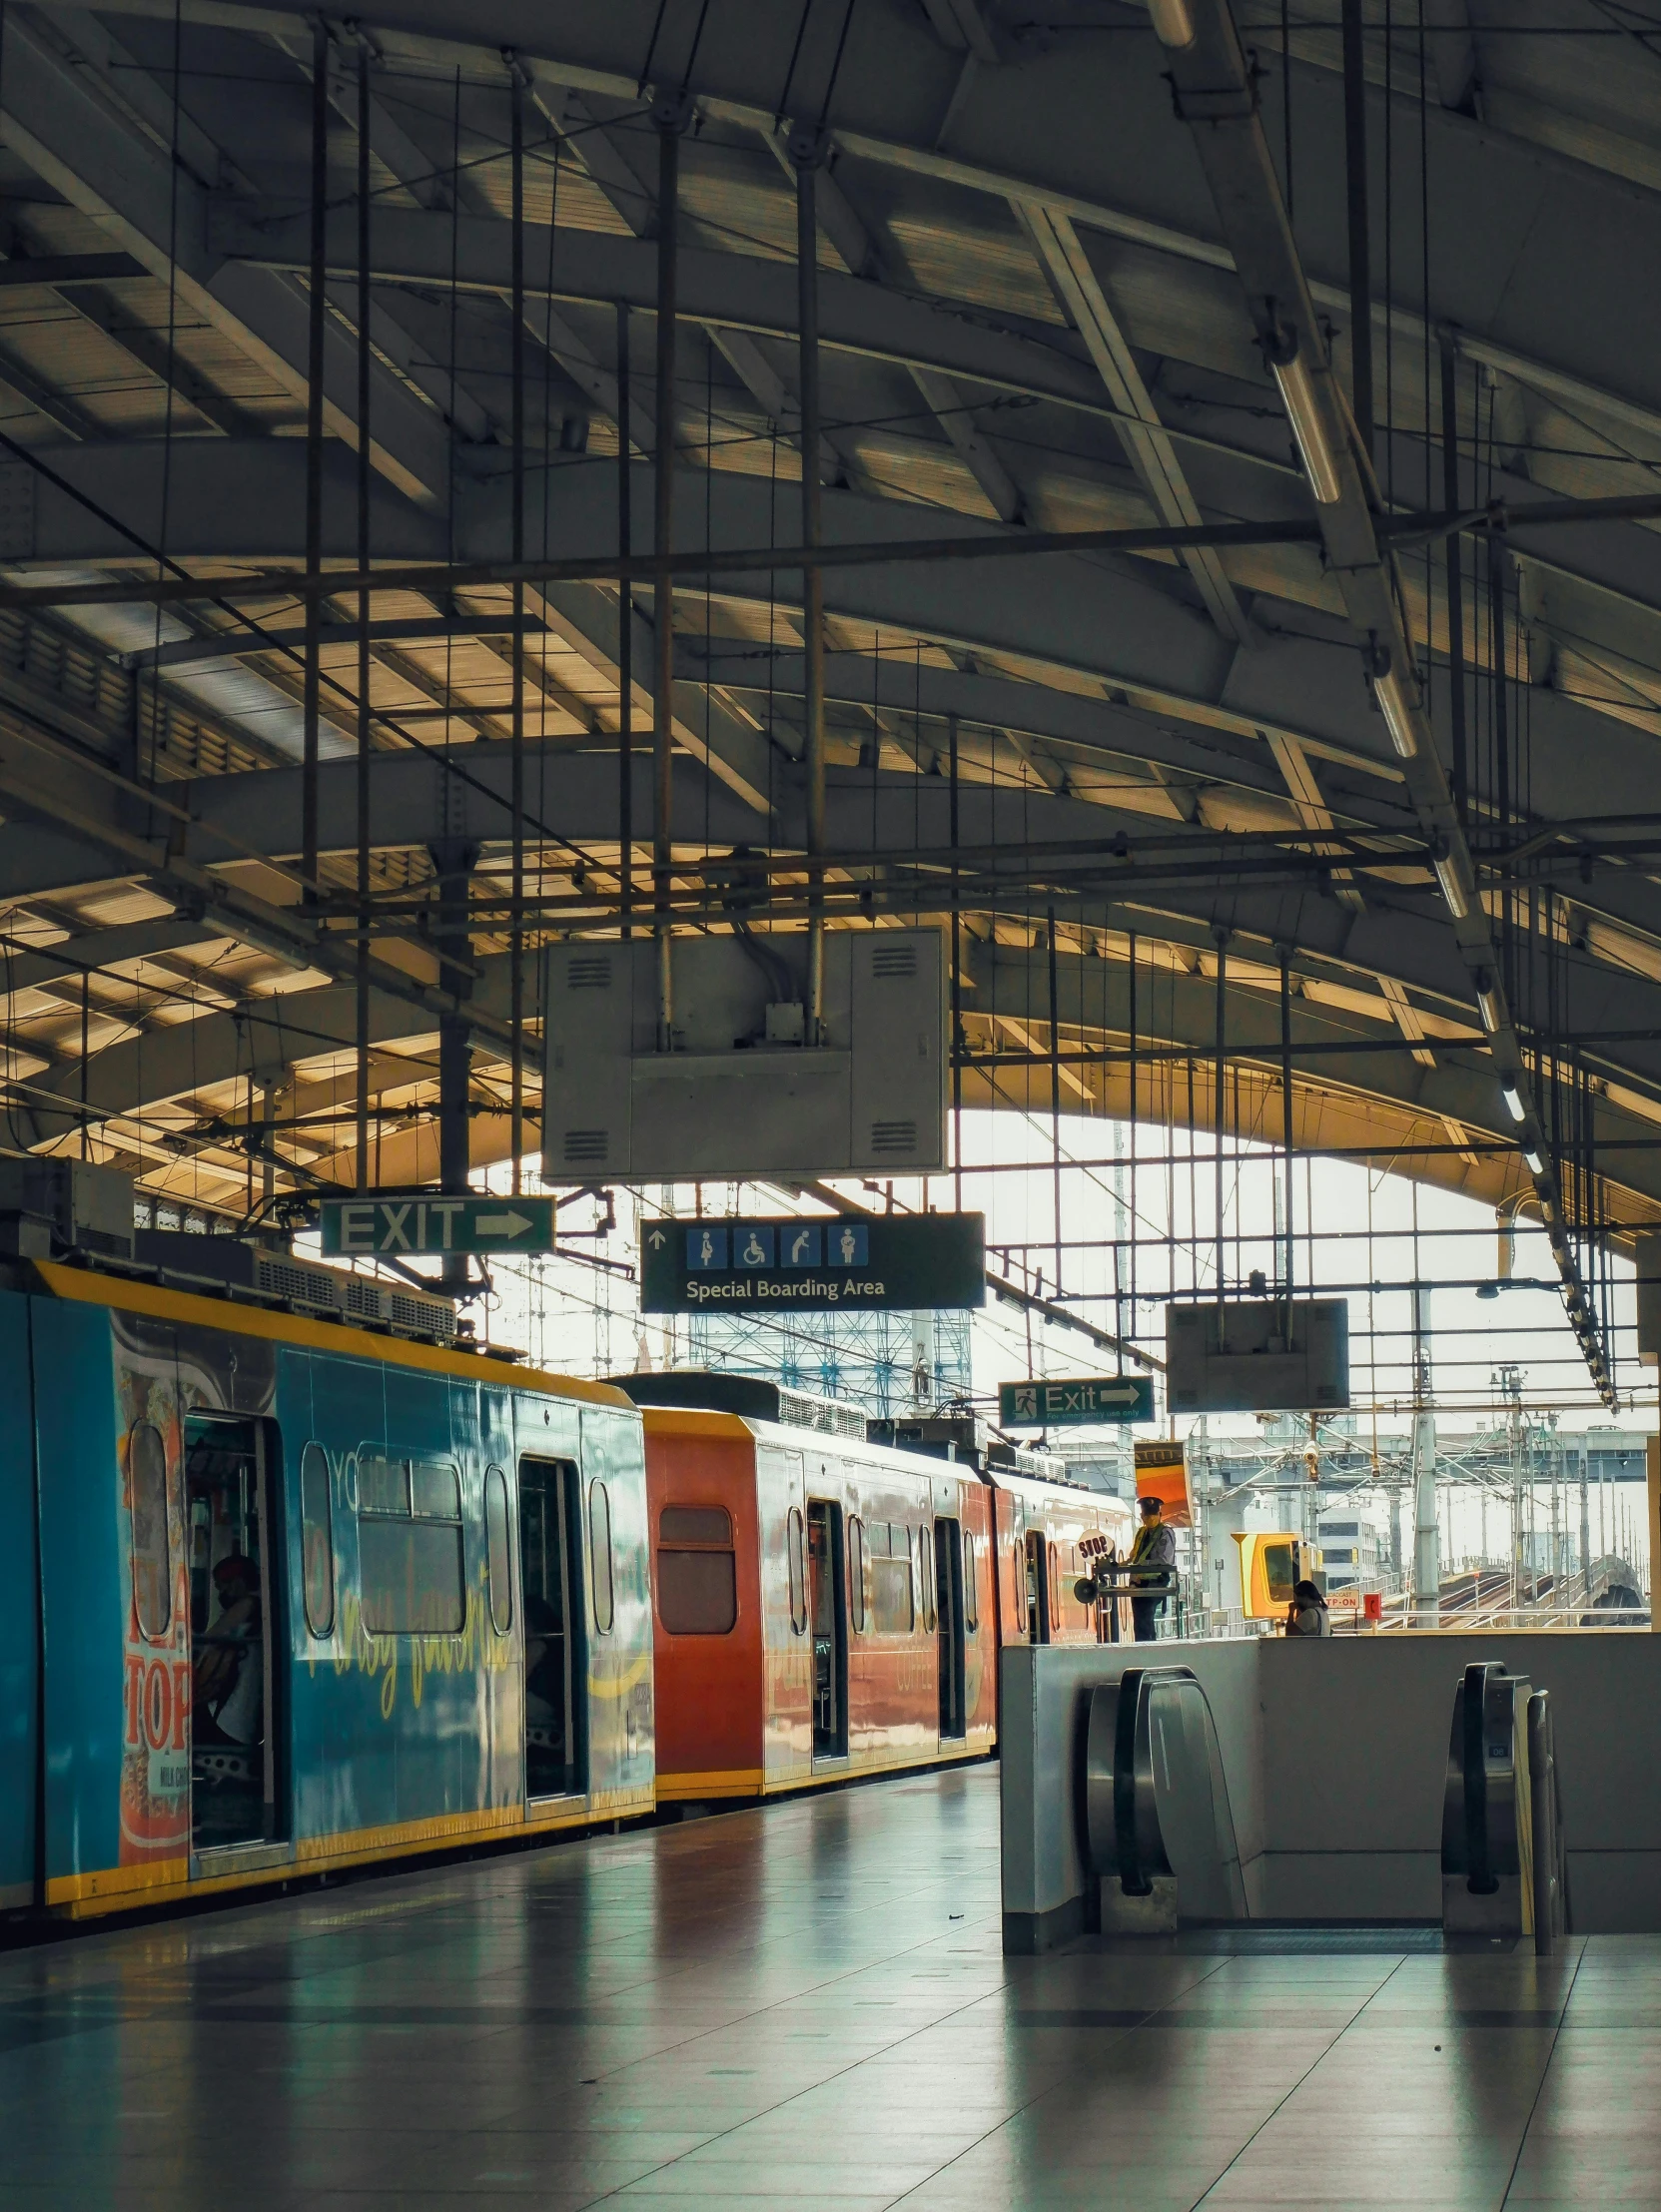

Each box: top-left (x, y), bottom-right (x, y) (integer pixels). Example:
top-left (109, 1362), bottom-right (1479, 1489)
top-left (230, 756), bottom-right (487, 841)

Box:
top-left (19, 962), bottom-right (504, 1151)
top-left (1162, 0), bottom-right (1611, 1399)
top-left (1016, 201), bottom-right (1250, 644)
top-left (0, 9), bottom-right (449, 508)
top-left (214, 203), bottom-right (1129, 441)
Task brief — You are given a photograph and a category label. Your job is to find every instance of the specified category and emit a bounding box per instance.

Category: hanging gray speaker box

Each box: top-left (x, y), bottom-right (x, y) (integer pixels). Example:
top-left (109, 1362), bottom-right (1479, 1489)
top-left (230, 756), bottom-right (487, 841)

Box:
top-left (542, 928), bottom-right (946, 1180)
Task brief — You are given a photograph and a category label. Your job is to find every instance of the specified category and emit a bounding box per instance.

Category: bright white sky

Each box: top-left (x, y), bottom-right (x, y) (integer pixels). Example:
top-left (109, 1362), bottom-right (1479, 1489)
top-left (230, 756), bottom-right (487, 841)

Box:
top-left (453, 1107), bottom-right (1648, 1442)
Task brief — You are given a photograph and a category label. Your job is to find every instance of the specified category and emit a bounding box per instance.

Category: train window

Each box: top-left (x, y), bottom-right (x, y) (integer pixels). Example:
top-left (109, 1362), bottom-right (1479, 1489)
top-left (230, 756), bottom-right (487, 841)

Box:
top-left (359, 1453), bottom-right (410, 1515)
top-left (868, 1522), bottom-right (914, 1635)
top-left (413, 1461), bottom-right (459, 1520)
top-left (962, 1531), bottom-right (978, 1632)
top-left (660, 1505), bottom-right (731, 1547)
top-left (787, 1506), bottom-right (808, 1634)
top-left (848, 1516), bottom-right (868, 1632)
top-left (300, 1441), bottom-right (334, 1637)
top-left (589, 1480), bottom-right (614, 1633)
top-left (128, 1420), bottom-right (172, 1641)
top-left (484, 1467), bottom-right (512, 1635)
top-left (359, 1454), bottom-right (464, 1635)
top-left (917, 1523), bottom-right (936, 1634)
top-left (657, 1503), bottom-right (736, 1636)
top-left (1262, 1542), bottom-right (1296, 1606)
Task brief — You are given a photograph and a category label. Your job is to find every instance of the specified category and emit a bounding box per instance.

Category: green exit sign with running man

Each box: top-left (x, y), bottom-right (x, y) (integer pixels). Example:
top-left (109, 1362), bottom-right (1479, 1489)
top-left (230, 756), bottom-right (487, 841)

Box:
top-left (999, 1374), bottom-right (1156, 1427)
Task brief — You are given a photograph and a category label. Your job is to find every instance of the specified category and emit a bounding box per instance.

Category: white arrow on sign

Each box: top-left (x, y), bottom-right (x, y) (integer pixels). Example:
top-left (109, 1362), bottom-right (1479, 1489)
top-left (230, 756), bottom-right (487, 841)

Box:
top-left (648, 1227), bottom-right (667, 1249)
top-left (476, 1210), bottom-right (536, 1239)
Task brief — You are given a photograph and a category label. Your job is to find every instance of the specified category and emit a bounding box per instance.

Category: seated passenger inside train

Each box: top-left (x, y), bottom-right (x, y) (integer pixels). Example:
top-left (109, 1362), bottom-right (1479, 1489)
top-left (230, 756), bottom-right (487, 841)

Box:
top-left (194, 1552), bottom-right (263, 1745)
top-left (524, 1594), bottom-right (570, 1793)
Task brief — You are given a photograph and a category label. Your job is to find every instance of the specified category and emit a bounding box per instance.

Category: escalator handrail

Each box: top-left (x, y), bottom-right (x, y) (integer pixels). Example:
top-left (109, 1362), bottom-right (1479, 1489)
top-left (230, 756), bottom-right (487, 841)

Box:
top-left (1111, 1663), bottom-right (1198, 1895)
top-left (1461, 1660), bottom-right (1502, 1896)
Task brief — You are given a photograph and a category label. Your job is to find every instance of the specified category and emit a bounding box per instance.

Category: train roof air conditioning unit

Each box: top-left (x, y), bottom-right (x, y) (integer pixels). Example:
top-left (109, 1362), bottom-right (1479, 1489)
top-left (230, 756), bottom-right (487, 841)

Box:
top-left (543, 929), bottom-right (946, 1179)
top-left (1166, 1297), bottom-right (1349, 1414)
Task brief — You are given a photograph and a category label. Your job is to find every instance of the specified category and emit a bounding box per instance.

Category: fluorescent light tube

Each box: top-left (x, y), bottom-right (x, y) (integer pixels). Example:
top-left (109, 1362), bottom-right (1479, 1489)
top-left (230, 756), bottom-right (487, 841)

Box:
top-left (1524, 1148), bottom-right (1544, 1174)
top-left (1267, 336), bottom-right (1342, 505)
top-left (1474, 970), bottom-right (1500, 1032)
top-left (1371, 661), bottom-right (1419, 759)
top-left (1432, 851), bottom-right (1470, 918)
top-left (1501, 1086), bottom-right (1525, 1122)
top-left (1149, 0), bottom-right (1197, 47)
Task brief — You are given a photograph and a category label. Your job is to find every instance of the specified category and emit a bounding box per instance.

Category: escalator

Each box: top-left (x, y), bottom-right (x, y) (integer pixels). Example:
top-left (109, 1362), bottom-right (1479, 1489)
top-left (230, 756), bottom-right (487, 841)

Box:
top-left (1080, 1666), bottom-right (1248, 1931)
top-left (1441, 1661), bottom-right (1567, 1951)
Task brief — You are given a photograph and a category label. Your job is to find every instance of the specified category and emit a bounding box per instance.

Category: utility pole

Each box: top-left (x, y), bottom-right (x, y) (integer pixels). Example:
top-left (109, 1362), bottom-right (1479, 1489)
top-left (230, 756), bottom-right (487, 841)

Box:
top-left (1410, 1282), bottom-right (1438, 1622)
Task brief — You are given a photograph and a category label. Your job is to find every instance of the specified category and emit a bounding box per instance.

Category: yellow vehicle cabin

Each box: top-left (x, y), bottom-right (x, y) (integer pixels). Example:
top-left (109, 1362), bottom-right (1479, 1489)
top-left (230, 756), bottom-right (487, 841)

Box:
top-left (1232, 1531), bottom-right (1325, 1619)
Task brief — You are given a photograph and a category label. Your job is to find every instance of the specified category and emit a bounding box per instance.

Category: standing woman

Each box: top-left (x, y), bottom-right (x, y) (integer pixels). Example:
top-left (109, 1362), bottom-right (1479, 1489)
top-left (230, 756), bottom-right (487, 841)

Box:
top-left (1284, 1578), bottom-right (1333, 1638)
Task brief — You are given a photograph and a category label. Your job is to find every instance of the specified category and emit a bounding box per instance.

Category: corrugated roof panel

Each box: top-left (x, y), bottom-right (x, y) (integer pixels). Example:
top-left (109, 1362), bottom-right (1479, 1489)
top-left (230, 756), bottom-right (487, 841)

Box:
top-left (884, 213), bottom-right (1060, 324)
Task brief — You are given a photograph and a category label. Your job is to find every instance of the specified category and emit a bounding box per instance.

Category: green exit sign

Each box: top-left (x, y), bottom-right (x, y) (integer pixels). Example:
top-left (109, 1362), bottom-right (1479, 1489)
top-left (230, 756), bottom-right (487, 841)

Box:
top-left (319, 1194), bottom-right (555, 1258)
top-left (999, 1374), bottom-right (1156, 1427)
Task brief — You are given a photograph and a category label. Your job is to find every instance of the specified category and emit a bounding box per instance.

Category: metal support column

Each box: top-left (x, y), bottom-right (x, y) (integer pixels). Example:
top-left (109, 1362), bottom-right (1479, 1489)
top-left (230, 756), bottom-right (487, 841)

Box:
top-left (431, 837), bottom-right (479, 1295)
top-left (261, 1080), bottom-right (277, 1214)
top-left (1411, 1282), bottom-right (1439, 1619)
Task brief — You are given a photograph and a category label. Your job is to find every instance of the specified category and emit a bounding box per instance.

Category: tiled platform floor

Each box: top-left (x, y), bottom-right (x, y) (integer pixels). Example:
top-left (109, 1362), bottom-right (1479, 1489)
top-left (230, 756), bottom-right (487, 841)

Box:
top-left (0, 1765), bottom-right (1652, 2208)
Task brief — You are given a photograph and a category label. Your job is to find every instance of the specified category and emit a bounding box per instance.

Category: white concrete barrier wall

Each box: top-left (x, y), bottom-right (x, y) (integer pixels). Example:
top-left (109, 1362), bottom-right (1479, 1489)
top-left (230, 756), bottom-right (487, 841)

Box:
top-left (1001, 1632), bottom-right (1661, 1948)
top-left (1000, 1641), bottom-right (1263, 1951)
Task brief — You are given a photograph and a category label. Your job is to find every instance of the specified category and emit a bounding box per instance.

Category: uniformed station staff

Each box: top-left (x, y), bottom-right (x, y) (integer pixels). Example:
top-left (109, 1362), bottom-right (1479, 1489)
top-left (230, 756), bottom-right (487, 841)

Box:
top-left (1127, 1493), bottom-right (1177, 1643)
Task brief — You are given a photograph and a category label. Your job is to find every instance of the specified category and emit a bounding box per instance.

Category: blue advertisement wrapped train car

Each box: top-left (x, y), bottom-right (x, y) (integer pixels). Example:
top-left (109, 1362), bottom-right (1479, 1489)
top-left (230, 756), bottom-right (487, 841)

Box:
top-left (1, 1261), bottom-right (653, 1918)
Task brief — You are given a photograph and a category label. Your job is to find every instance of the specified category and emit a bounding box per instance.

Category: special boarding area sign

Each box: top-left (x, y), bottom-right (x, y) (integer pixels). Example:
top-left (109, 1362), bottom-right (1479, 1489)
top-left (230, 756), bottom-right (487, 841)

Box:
top-left (639, 1213), bottom-right (985, 1314)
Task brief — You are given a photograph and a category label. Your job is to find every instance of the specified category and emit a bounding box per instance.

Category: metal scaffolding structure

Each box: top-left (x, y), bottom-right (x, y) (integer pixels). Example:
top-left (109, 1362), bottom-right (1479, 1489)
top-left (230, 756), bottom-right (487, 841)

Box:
top-left (0, 0), bottom-right (1655, 1442)
top-left (688, 1305), bottom-right (973, 1423)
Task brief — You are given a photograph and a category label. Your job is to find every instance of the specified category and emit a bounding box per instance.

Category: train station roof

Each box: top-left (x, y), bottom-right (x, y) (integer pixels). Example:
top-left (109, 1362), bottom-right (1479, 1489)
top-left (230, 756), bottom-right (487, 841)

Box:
top-left (0, 0), bottom-right (1652, 1394)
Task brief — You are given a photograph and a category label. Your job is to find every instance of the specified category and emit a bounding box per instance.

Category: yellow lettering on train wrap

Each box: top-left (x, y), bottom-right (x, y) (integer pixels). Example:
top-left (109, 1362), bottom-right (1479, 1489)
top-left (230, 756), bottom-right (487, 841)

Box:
top-left (333, 1573), bottom-right (507, 1719)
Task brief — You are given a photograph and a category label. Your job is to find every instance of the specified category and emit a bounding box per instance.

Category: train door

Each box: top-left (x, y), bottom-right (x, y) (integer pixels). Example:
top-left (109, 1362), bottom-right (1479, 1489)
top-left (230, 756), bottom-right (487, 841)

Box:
top-left (934, 1519), bottom-right (966, 1740)
top-left (1024, 1529), bottom-right (1051, 1644)
top-left (518, 1457), bottom-right (584, 1800)
top-left (807, 1500), bottom-right (847, 1760)
top-left (185, 1413), bottom-right (280, 1854)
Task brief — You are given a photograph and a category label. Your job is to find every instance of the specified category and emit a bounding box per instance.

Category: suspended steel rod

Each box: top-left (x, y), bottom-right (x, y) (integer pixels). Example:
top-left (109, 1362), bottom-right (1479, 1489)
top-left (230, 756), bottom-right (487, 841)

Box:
top-left (794, 127), bottom-right (827, 1043)
top-left (509, 60), bottom-right (525, 1193)
top-left (651, 96), bottom-right (686, 1050)
top-left (1214, 929), bottom-right (1228, 1314)
top-left (949, 709), bottom-right (962, 1214)
top-left (355, 38), bottom-right (373, 1193)
top-left (1280, 943), bottom-right (1294, 1317)
top-left (1441, 334), bottom-right (1468, 828)
top-left (303, 17), bottom-right (330, 900)
top-left (1341, 0), bottom-right (1373, 461)
top-left (617, 300), bottom-right (633, 939)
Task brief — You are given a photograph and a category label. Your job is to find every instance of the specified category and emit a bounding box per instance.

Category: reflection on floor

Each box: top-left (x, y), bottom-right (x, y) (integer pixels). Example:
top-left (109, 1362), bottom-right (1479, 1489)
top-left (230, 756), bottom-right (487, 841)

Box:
top-left (0, 1766), bottom-right (1648, 2207)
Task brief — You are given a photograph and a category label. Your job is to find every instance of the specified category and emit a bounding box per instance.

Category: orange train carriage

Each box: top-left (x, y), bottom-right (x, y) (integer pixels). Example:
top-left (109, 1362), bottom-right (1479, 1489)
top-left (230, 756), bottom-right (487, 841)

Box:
top-left (620, 1377), bottom-right (1135, 1803)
